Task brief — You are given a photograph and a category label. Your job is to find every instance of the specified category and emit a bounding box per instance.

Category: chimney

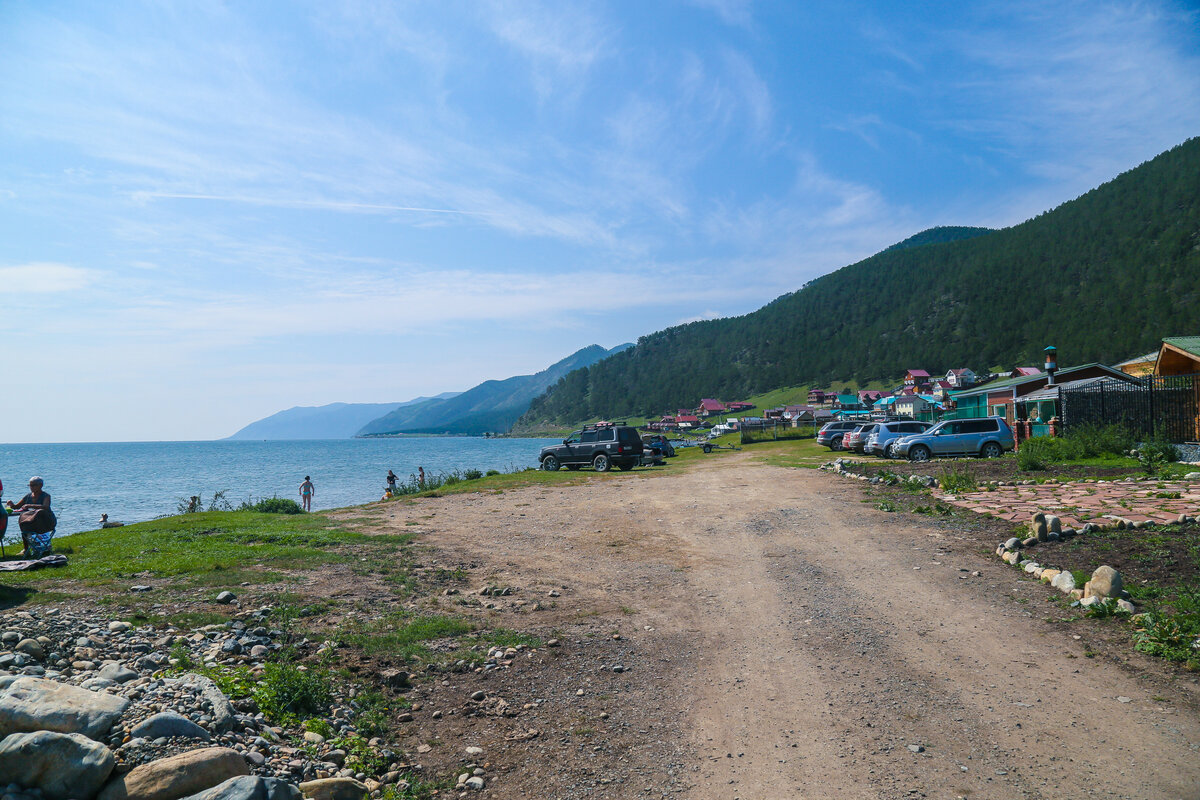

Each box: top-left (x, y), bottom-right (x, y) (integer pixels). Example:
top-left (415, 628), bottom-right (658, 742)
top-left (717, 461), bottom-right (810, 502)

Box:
top-left (1044, 345), bottom-right (1058, 385)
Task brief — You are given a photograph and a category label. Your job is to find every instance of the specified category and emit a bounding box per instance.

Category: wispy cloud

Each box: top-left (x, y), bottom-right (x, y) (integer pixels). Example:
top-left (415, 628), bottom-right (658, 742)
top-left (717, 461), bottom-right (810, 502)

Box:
top-left (0, 263), bottom-right (100, 293)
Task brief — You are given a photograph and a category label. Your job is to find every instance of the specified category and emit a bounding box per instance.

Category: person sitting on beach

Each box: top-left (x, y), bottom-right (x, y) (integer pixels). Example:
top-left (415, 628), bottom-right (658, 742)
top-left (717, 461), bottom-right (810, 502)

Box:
top-left (6, 477), bottom-right (55, 558)
top-left (299, 476), bottom-right (314, 512)
top-left (100, 513), bottom-right (124, 528)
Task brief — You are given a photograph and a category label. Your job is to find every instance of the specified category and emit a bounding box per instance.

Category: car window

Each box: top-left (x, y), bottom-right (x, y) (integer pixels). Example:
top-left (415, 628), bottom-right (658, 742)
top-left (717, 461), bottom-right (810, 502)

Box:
top-left (581, 430), bottom-right (598, 443)
top-left (598, 429), bottom-right (615, 442)
top-left (961, 419), bottom-right (999, 434)
top-left (619, 428), bottom-right (639, 443)
top-left (566, 432), bottom-right (581, 444)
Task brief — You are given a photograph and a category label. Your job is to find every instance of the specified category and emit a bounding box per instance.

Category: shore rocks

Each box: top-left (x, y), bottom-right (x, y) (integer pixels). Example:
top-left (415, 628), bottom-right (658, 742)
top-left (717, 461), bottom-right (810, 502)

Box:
top-left (180, 776), bottom-right (300, 800)
top-left (0, 730), bottom-right (116, 800)
top-left (0, 676), bottom-right (129, 739)
top-left (297, 777), bottom-right (368, 800)
top-left (131, 711), bottom-right (212, 742)
top-left (176, 674), bottom-right (237, 733)
top-left (98, 746), bottom-right (250, 800)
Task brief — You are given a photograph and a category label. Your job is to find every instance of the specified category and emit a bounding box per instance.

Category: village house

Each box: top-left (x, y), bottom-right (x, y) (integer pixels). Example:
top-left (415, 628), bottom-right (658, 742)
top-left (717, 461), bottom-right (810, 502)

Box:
top-left (930, 379), bottom-right (954, 400)
top-left (894, 393), bottom-right (939, 418)
top-left (858, 390), bottom-right (885, 405)
top-left (726, 401), bottom-right (755, 412)
top-left (676, 414), bottom-right (701, 429)
top-left (1154, 336), bottom-right (1200, 376)
top-left (807, 389), bottom-right (828, 405)
top-left (1008, 367), bottom-right (1042, 378)
top-left (697, 398), bottom-right (727, 417)
top-left (948, 362), bottom-right (1135, 426)
top-left (944, 368), bottom-right (977, 387)
top-left (903, 369), bottom-right (930, 387)
top-left (1116, 351), bottom-right (1158, 377)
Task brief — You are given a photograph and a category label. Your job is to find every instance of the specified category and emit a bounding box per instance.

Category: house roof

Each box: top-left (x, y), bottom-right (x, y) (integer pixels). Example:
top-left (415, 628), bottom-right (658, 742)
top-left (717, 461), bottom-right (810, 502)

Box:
top-left (836, 394), bottom-right (858, 403)
top-left (677, 415), bottom-right (700, 422)
top-left (698, 398), bottom-right (726, 410)
top-left (1020, 375), bottom-right (1141, 402)
top-left (949, 363), bottom-right (1132, 400)
top-left (1012, 367), bottom-right (1042, 376)
top-left (873, 396), bottom-right (897, 406)
top-left (906, 369), bottom-right (930, 378)
top-left (1116, 351), bottom-right (1158, 367)
top-left (948, 368), bottom-right (973, 376)
top-left (1163, 336), bottom-right (1200, 358)
top-left (934, 379), bottom-right (952, 388)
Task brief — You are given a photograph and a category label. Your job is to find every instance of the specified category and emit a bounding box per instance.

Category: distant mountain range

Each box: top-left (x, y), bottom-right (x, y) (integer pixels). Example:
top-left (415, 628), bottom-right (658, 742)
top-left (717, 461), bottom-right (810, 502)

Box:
top-left (226, 343), bottom-right (631, 440)
top-left (226, 395), bottom-right (460, 440)
top-left (518, 137), bottom-right (1200, 427)
top-left (356, 344), bottom-right (632, 436)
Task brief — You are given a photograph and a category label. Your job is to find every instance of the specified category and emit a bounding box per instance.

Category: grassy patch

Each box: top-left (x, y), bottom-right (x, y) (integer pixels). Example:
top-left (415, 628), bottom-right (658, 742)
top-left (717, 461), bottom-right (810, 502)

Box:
top-left (339, 612), bottom-right (477, 662)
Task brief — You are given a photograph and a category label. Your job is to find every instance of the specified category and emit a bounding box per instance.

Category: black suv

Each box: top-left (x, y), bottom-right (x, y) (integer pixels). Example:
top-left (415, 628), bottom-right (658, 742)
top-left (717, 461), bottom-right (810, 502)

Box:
top-left (539, 425), bottom-right (645, 472)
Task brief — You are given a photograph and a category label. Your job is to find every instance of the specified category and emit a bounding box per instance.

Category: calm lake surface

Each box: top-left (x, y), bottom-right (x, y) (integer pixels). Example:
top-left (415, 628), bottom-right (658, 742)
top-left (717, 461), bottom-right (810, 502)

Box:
top-left (0, 438), bottom-right (558, 537)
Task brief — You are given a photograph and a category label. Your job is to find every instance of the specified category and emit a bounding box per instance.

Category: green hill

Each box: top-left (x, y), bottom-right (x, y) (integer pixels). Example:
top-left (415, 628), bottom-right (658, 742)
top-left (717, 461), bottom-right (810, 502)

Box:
top-left (518, 138), bottom-right (1200, 428)
top-left (357, 344), bottom-right (632, 436)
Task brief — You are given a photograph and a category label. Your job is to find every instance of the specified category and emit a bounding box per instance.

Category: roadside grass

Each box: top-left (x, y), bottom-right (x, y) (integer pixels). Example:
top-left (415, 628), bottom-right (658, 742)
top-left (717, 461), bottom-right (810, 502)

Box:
top-left (730, 435), bottom-right (852, 469)
top-left (0, 511), bottom-right (374, 598)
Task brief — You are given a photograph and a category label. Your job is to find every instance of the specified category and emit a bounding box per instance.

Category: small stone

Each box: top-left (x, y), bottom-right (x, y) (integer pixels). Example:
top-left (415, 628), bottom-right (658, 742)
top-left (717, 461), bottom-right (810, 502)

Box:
top-left (470, 691), bottom-right (486, 701)
top-left (215, 591), bottom-right (237, 604)
top-left (1117, 696), bottom-right (1132, 703)
top-left (1004, 537), bottom-right (1021, 550)
top-left (465, 776), bottom-right (485, 790)
top-left (907, 744), bottom-right (924, 753)
top-left (1051, 571), bottom-right (1076, 593)
top-left (131, 711), bottom-right (212, 742)
top-left (303, 731), bottom-right (326, 745)
top-left (107, 622), bottom-right (131, 633)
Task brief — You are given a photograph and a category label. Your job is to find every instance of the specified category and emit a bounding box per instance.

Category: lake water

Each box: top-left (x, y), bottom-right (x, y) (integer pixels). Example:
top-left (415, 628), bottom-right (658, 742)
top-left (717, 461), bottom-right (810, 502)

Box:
top-left (0, 438), bottom-right (558, 537)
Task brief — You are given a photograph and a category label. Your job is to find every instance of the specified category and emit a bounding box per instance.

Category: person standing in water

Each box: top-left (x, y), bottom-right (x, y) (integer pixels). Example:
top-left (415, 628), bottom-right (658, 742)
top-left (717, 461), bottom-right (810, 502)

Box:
top-left (298, 476), bottom-right (314, 512)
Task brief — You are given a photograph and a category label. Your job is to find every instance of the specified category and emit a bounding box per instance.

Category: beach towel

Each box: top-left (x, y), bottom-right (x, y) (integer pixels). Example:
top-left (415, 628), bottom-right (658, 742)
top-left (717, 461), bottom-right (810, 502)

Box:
top-left (0, 554), bottom-right (67, 571)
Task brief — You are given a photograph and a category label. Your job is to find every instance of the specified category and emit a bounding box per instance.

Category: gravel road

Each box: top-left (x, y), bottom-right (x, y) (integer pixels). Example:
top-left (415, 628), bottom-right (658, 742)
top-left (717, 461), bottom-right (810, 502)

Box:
top-left (374, 455), bottom-right (1200, 799)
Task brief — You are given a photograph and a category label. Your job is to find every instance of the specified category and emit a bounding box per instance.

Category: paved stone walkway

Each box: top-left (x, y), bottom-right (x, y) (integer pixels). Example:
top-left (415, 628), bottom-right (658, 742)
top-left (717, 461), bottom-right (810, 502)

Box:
top-left (938, 479), bottom-right (1200, 528)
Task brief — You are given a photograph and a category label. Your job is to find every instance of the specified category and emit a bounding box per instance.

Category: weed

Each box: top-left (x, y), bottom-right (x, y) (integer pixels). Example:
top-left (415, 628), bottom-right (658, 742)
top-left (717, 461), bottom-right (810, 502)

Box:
top-left (255, 662), bottom-right (335, 723)
top-left (875, 499), bottom-right (898, 512)
top-left (938, 465), bottom-right (977, 494)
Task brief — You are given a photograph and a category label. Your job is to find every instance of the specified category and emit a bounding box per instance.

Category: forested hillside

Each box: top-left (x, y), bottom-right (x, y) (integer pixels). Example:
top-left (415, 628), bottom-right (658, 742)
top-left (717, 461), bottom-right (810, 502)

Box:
top-left (519, 138), bottom-right (1200, 428)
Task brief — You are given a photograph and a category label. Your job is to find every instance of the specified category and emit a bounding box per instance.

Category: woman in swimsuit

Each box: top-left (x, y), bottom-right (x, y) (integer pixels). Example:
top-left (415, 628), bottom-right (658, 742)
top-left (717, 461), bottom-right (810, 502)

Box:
top-left (299, 476), bottom-right (314, 511)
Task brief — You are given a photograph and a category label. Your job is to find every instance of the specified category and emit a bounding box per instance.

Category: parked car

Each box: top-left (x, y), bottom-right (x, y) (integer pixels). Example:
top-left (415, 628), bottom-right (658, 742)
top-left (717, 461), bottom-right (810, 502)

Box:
top-left (892, 417), bottom-right (1014, 462)
top-left (641, 434), bottom-right (677, 458)
top-left (539, 425), bottom-right (645, 472)
top-left (865, 420), bottom-right (933, 457)
top-left (843, 423), bottom-right (881, 453)
top-left (816, 420), bottom-right (859, 451)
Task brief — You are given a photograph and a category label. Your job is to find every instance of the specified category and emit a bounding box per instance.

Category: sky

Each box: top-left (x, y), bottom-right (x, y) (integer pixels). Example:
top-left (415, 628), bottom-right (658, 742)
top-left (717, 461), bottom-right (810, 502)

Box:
top-left (1, 1), bottom-right (1198, 442)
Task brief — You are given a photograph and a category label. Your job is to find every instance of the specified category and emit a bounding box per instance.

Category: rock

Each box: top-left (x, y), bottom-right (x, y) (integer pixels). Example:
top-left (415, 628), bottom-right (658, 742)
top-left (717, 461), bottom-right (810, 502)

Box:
top-left (465, 746), bottom-right (484, 756)
top-left (97, 747), bottom-right (249, 800)
top-left (1051, 571), bottom-right (1077, 593)
top-left (1084, 565), bottom-right (1123, 600)
top-left (1004, 537), bottom-right (1021, 550)
top-left (1031, 511), bottom-right (1046, 526)
top-left (13, 639), bottom-right (44, 661)
top-left (1023, 562), bottom-right (1041, 574)
top-left (1116, 599), bottom-right (1136, 614)
top-left (907, 743), bottom-right (924, 753)
top-left (0, 676), bottom-right (129, 739)
top-left (131, 711), bottom-right (212, 742)
top-left (1033, 520), bottom-right (1049, 542)
top-left (1080, 595), bottom-right (1105, 608)
top-left (1039, 569), bottom-right (1061, 583)
top-left (216, 592), bottom-right (237, 604)
top-left (296, 777), bottom-right (368, 800)
top-left (1061, 528), bottom-right (1076, 538)
top-left (179, 776), bottom-right (300, 800)
top-left (175, 674), bottom-right (237, 732)
top-left (81, 677), bottom-right (118, 691)
top-left (470, 691), bottom-right (486, 701)
top-left (1021, 537), bottom-right (1038, 548)
top-left (1002, 551), bottom-right (1021, 565)
top-left (377, 669), bottom-right (410, 689)
top-left (302, 731), bottom-right (325, 745)
top-left (465, 776), bottom-right (485, 790)
top-left (108, 622), bottom-right (132, 633)
top-left (1046, 515), bottom-right (1062, 534)
top-left (0, 730), bottom-right (115, 800)
top-left (98, 662), bottom-right (139, 684)
top-left (1184, 471), bottom-right (1200, 480)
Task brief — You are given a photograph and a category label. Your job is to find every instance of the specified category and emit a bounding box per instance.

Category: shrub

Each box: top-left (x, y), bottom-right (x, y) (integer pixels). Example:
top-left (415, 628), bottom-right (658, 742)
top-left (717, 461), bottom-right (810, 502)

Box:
top-left (255, 662), bottom-right (334, 722)
top-left (463, 469), bottom-right (484, 480)
top-left (245, 497), bottom-right (304, 515)
top-left (1067, 424), bottom-right (1134, 458)
top-left (1132, 612), bottom-right (1200, 664)
top-left (1136, 440), bottom-right (1180, 475)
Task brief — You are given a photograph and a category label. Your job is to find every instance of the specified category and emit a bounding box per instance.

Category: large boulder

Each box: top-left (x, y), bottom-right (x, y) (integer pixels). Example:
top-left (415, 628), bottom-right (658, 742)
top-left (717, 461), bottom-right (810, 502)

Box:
top-left (0, 730), bottom-right (116, 800)
top-left (0, 676), bottom-right (129, 739)
top-left (297, 778), bottom-right (368, 800)
top-left (1084, 565), bottom-right (1123, 599)
top-left (131, 711), bottom-right (212, 742)
top-left (175, 674), bottom-right (237, 732)
top-left (179, 776), bottom-right (300, 800)
top-left (97, 747), bottom-right (249, 800)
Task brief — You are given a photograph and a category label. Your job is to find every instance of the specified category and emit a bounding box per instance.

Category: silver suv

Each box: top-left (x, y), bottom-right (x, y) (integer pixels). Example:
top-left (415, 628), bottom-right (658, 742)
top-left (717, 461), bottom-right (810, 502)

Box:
top-left (892, 417), bottom-right (1014, 462)
top-left (865, 420), bottom-right (932, 457)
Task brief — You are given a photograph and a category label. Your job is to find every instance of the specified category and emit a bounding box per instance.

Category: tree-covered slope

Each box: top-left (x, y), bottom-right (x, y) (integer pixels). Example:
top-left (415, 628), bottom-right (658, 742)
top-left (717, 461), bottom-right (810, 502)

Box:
top-left (357, 343), bottom-right (632, 436)
top-left (884, 226), bottom-right (993, 252)
top-left (520, 138), bottom-right (1200, 427)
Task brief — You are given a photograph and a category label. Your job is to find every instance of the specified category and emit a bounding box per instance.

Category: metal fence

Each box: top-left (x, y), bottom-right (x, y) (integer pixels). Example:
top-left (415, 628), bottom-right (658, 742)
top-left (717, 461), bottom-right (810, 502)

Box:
top-left (1060, 374), bottom-right (1200, 443)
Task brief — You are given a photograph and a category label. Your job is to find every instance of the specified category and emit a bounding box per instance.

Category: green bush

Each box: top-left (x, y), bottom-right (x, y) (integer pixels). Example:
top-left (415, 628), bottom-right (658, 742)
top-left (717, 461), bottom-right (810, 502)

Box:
top-left (1017, 436), bottom-right (1076, 470)
top-left (1067, 424), bottom-right (1134, 458)
top-left (1132, 612), bottom-right (1200, 664)
top-left (938, 465), bottom-right (977, 494)
top-left (1136, 440), bottom-right (1180, 475)
top-left (245, 497), bottom-right (305, 514)
top-left (254, 662), bottom-right (334, 722)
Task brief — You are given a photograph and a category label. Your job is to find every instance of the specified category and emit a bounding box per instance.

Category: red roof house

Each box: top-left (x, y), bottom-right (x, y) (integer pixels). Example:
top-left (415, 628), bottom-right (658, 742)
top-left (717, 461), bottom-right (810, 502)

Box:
top-left (904, 369), bottom-right (930, 385)
top-left (698, 399), bottom-right (727, 416)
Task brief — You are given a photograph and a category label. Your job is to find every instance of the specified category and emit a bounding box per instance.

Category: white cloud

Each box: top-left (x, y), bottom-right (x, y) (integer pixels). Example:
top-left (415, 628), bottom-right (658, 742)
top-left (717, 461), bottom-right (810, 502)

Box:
top-left (0, 263), bottom-right (100, 293)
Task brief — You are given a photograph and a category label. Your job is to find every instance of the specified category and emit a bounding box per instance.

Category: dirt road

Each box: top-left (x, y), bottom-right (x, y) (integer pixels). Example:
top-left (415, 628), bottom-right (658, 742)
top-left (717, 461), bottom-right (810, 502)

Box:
top-left (375, 455), bottom-right (1200, 799)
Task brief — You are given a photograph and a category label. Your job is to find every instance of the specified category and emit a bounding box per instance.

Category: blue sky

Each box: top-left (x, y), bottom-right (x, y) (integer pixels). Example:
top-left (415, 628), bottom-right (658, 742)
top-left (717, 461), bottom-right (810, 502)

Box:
top-left (1, 1), bottom-right (1198, 442)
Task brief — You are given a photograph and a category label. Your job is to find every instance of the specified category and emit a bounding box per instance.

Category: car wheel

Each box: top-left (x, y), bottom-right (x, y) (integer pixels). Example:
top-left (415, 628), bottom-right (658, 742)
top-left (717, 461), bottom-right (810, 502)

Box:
top-left (702, 444), bottom-right (713, 453)
top-left (884, 443), bottom-right (895, 459)
top-left (981, 441), bottom-right (1003, 458)
top-left (908, 445), bottom-right (931, 463)
top-left (541, 455), bottom-right (559, 472)
top-left (566, 464), bottom-right (581, 471)
top-left (830, 437), bottom-right (844, 451)
top-left (592, 453), bottom-right (611, 472)
top-left (618, 463), bottom-right (634, 471)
